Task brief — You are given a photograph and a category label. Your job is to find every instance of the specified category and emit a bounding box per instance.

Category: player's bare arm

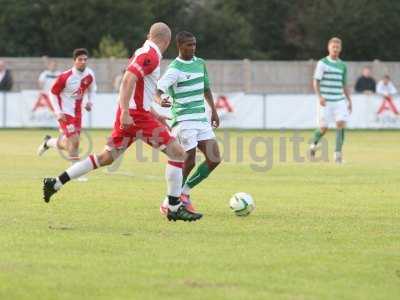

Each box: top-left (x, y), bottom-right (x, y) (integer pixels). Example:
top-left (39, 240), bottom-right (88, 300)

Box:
top-left (119, 71), bottom-right (137, 129)
top-left (85, 91), bottom-right (94, 111)
top-left (313, 79), bottom-right (326, 107)
top-left (343, 85), bottom-right (352, 113)
top-left (150, 106), bottom-right (171, 129)
top-left (49, 91), bottom-right (66, 121)
top-left (204, 87), bottom-right (219, 128)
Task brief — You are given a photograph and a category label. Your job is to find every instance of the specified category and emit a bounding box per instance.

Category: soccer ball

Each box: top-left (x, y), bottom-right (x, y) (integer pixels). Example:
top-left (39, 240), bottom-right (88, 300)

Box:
top-left (229, 192), bottom-right (255, 217)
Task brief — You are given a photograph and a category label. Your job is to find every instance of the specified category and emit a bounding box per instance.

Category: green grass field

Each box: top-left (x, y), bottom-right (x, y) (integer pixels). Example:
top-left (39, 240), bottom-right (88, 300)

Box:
top-left (1, 129), bottom-right (399, 300)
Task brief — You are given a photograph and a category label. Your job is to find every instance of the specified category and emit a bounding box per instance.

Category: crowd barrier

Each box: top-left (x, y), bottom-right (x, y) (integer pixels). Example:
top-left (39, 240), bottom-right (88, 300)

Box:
top-left (1, 91), bottom-right (400, 129)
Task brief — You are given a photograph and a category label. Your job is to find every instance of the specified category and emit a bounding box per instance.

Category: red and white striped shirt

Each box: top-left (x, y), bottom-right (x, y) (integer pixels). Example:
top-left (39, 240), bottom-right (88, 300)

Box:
top-left (50, 67), bottom-right (97, 117)
top-left (127, 40), bottom-right (161, 111)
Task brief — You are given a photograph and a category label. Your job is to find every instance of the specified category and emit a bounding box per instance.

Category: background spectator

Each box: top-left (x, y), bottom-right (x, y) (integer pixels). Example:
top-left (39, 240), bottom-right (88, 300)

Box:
top-left (0, 60), bottom-right (13, 91)
top-left (376, 75), bottom-right (397, 97)
top-left (38, 60), bottom-right (61, 92)
top-left (376, 75), bottom-right (399, 115)
top-left (354, 67), bottom-right (376, 94)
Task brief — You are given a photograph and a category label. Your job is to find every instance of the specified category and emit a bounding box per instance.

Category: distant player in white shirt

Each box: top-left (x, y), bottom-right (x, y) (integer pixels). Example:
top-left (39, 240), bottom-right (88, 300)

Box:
top-left (376, 75), bottom-right (399, 115)
top-left (36, 60), bottom-right (61, 114)
top-left (309, 37), bottom-right (352, 163)
top-left (37, 49), bottom-right (97, 175)
top-left (376, 75), bottom-right (397, 97)
top-left (38, 60), bottom-right (61, 93)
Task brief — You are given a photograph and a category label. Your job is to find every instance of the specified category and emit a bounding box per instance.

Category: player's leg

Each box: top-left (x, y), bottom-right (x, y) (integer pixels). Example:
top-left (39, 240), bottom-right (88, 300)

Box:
top-left (161, 140), bottom-right (202, 221)
top-left (163, 139), bottom-right (186, 204)
top-left (37, 133), bottom-right (70, 156)
top-left (334, 121), bottom-right (345, 163)
top-left (64, 133), bottom-right (80, 159)
top-left (159, 146), bottom-right (197, 214)
top-left (179, 148), bottom-right (197, 212)
top-left (311, 127), bottom-right (328, 147)
top-left (182, 122), bottom-right (220, 194)
top-left (334, 101), bottom-right (349, 164)
top-left (55, 136), bottom-right (68, 150)
top-left (310, 103), bottom-right (331, 159)
top-left (58, 112), bottom-right (82, 155)
top-left (37, 134), bottom-right (52, 156)
top-left (65, 132), bottom-right (92, 181)
top-left (42, 149), bottom-right (116, 202)
top-left (182, 148), bottom-right (197, 186)
top-left (166, 125), bottom-right (199, 212)
top-left (143, 115), bottom-right (202, 221)
top-left (170, 124), bottom-right (198, 184)
top-left (183, 138), bottom-right (221, 195)
top-left (172, 124), bottom-right (220, 213)
top-left (42, 110), bottom-right (133, 203)
top-left (310, 126), bottom-right (328, 158)
top-left (37, 114), bottom-right (79, 155)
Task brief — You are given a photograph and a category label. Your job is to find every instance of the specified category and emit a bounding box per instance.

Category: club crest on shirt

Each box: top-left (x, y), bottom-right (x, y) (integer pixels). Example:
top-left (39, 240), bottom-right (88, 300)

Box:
top-left (82, 78), bottom-right (91, 86)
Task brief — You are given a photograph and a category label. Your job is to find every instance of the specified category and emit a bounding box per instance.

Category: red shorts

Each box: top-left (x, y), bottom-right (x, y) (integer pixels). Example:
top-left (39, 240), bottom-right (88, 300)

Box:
top-left (106, 108), bottom-right (174, 151)
top-left (58, 113), bottom-right (82, 138)
top-left (58, 99), bottom-right (82, 138)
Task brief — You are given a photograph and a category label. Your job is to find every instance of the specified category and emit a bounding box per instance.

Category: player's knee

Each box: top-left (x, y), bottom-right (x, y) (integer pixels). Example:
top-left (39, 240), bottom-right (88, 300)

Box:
top-left (97, 152), bottom-right (114, 166)
top-left (176, 147), bottom-right (186, 161)
top-left (207, 157), bottom-right (221, 170)
top-left (68, 136), bottom-right (80, 150)
top-left (336, 122), bottom-right (346, 128)
top-left (167, 142), bottom-right (186, 161)
top-left (72, 141), bottom-right (80, 150)
top-left (320, 127), bottom-right (328, 134)
top-left (206, 146), bottom-right (221, 170)
top-left (185, 157), bottom-right (196, 170)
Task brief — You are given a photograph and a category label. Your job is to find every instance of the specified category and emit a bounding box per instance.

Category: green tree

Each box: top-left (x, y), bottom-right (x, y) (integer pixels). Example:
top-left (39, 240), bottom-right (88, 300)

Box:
top-left (43, 0), bottom-right (150, 57)
top-left (0, 0), bottom-right (50, 56)
top-left (180, 1), bottom-right (253, 59)
top-left (93, 35), bottom-right (128, 58)
top-left (0, 0), bottom-right (150, 57)
top-left (286, 0), bottom-right (400, 60)
top-left (226, 0), bottom-right (297, 59)
top-left (2, 0), bottom-right (400, 60)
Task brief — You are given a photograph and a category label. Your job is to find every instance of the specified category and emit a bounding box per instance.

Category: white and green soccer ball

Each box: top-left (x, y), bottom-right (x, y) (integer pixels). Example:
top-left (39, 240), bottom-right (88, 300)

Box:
top-left (229, 192), bottom-right (255, 216)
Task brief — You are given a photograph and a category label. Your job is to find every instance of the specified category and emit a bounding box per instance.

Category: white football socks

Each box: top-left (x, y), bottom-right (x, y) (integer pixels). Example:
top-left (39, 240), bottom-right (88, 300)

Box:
top-left (67, 155), bottom-right (98, 179)
top-left (46, 137), bottom-right (59, 149)
top-left (165, 161), bottom-right (183, 198)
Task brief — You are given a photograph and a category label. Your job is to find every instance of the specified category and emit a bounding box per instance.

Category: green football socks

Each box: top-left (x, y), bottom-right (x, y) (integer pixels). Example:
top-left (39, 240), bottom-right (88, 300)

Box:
top-left (185, 161), bottom-right (211, 189)
top-left (312, 129), bottom-right (324, 145)
top-left (335, 128), bottom-right (345, 152)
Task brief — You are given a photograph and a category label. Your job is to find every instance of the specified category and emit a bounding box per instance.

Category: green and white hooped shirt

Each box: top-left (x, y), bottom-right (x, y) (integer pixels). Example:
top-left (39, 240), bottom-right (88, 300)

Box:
top-left (314, 56), bottom-right (348, 102)
top-left (157, 56), bottom-right (209, 127)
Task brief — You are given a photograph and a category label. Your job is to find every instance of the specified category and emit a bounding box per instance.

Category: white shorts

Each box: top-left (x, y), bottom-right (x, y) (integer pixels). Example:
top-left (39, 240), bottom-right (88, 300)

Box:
top-left (172, 121), bottom-right (216, 151)
top-left (319, 100), bottom-right (349, 127)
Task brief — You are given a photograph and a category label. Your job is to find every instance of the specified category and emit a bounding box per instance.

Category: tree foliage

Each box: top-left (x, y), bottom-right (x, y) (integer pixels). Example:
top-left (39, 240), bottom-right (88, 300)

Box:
top-left (93, 35), bottom-right (128, 58)
top-left (0, 0), bottom-right (399, 60)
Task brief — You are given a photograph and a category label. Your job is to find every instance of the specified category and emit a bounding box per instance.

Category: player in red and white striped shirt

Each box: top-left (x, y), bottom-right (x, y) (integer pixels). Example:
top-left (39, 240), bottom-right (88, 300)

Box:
top-left (37, 48), bottom-right (97, 170)
top-left (42, 23), bottom-right (202, 222)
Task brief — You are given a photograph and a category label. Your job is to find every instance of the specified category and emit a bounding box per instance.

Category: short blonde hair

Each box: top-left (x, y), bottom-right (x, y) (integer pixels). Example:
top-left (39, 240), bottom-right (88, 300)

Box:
top-left (328, 37), bottom-right (342, 45)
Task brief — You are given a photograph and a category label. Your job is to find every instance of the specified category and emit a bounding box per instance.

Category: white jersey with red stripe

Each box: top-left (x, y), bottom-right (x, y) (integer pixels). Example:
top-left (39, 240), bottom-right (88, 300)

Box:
top-left (50, 67), bottom-right (97, 117)
top-left (126, 40), bottom-right (162, 111)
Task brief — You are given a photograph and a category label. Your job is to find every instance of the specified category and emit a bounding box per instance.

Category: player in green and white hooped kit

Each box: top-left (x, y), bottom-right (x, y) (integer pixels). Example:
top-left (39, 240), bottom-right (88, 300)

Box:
top-left (310, 37), bottom-right (352, 163)
top-left (156, 31), bottom-right (221, 214)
